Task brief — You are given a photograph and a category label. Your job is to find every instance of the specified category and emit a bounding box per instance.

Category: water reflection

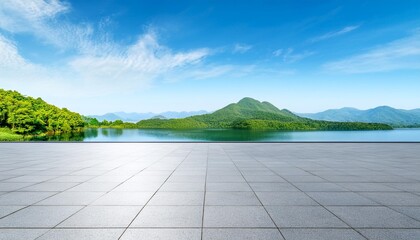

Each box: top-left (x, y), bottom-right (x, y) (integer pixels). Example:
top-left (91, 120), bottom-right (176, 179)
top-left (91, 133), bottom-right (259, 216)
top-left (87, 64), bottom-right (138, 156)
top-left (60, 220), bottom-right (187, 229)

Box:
top-left (148, 129), bottom-right (294, 141)
top-left (30, 128), bottom-right (420, 142)
top-left (84, 128), bottom-right (98, 138)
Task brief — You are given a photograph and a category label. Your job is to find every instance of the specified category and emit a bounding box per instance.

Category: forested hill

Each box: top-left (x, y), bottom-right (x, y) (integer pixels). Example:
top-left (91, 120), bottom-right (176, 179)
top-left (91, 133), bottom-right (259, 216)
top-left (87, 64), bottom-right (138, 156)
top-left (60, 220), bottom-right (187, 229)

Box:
top-left (137, 97), bottom-right (393, 130)
top-left (299, 106), bottom-right (420, 127)
top-left (0, 89), bottom-right (84, 135)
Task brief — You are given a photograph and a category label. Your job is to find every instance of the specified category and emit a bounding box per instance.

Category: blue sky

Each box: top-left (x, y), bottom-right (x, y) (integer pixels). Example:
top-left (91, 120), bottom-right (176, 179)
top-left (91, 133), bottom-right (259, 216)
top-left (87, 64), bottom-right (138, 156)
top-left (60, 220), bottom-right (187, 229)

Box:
top-left (0, 0), bottom-right (419, 115)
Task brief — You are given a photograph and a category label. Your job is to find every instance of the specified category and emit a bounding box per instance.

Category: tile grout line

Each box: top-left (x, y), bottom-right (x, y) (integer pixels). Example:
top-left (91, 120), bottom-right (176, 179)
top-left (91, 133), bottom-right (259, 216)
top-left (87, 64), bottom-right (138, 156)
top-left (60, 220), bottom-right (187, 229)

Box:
top-left (221, 144), bottom-right (287, 240)
top-left (116, 144), bottom-right (195, 240)
top-left (200, 144), bottom-right (209, 240)
top-left (243, 144), bottom-right (371, 240)
top-left (251, 146), bottom-right (420, 226)
top-left (32, 145), bottom-right (179, 240)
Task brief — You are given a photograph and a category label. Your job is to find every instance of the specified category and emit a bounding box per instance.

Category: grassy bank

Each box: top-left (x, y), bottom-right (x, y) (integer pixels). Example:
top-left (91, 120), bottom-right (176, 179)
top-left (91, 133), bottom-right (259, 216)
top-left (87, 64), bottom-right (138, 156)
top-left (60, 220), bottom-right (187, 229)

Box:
top-left (0, 128), bottom-right (23, 141)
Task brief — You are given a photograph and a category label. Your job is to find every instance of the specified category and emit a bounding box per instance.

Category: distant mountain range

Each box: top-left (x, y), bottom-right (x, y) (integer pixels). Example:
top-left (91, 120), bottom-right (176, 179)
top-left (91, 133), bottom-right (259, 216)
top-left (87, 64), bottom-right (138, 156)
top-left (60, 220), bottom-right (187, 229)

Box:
top-left (136, 97), bottom-right (391, 130)
top-left (298, 106), bottom-right (420, 127)
top-left (89, 110), bottom-right (208, 122)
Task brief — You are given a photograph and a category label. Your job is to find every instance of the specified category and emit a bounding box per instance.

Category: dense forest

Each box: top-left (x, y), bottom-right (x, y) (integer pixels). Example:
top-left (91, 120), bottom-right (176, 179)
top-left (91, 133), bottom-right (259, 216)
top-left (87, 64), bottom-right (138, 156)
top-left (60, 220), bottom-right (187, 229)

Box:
top-left (0, 89), bottom-right (84, 135)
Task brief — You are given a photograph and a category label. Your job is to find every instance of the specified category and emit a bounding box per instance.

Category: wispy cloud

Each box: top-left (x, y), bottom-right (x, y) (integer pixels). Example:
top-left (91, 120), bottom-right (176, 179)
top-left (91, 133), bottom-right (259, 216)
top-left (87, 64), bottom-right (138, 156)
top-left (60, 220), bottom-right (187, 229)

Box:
top-left (233, 43), bottom-right (252, 53)
top-left (0, 34), bottom-right (46, 85)
top-left (0, 0), bottom-right (242, 107)
top-left (273, 49), bottom-right (283, 57)
top-left (0, 35), bottom-right (29, 67)
top-left (310, 25), bottom-right (360, 43)
top-left (274, 48), bottom-right (314, 63)
top-left (70, 31), bottom-right (211, 85)
top-left (0, 0), bottom-right (68, 32)
top-left (324, 32), bottom-right (420, 73)
top-left (0, 0), bottom-right (109, 54)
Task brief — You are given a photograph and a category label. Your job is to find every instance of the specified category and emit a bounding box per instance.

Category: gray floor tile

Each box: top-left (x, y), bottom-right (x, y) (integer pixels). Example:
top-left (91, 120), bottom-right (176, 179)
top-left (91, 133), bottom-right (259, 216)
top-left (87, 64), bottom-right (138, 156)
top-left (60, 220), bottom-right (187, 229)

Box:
top-left (1, 143), bottom-right (420, 239)
top-left (59, 206), bottom-right (141, 227)
top-left (244, 175), bottom-right (285, 183)
top-left (203, 228), bottom-right (284, 240)
top-left (359, 192), bottom-right (420, 206)
top-left (149, 192), bottom-right (204, 205)
top-left (0, 206), bottom-right (82, 227)
top-left (88, 175), bottom-right (131, 183)
top-left (249, 182), bottom-right (299, 192)
top-left (327, 206), bottom-right (420, 228)
top-left (307, 192), bottom-right (378, 206)
top-left (281, 229), bottom-right (366, 240)
top-left (256, 192), bottom-right (318, 206)
top-left (0, 182), bottom-right (34, 191)
top-left (266, 206), bottom-right (348, 228)
top-left (48, 175), bottom-right (94, 183)
top-left (92, 191), bottom-right (154, 205)
top-left (37, 229), bottom-right (124, 240)
top-left (337, 182), bottom-right (400, 192)
top-left (67, 182), bottom-right (119, 192)
top-left (36, 191), bottom-right (104, 205)
top-left (0, 229), bottom-right (48, 240)
top-left (167, 175), bottom-right (206, 183)
top-left (359, 229), bottom-right (420, 240)
top-left (206, 183), bottom-right (252, 192)
top-left (206, 192), bottom-right (261, 206)
top-left (0, 205), bottom-right (25, 218)
top-left (113, 181), bottom-right (162, 191)
top-left (131, 206), bottom-right (202, 227)
top-left (4, 175), bottom-right (58, 183)
top-left (295, 183), bottom-right (348, 192)
top-left (207, 175), bottom-right (245, 183)
top-left (392, 206), bottom-right (420, 221)
top-left (19, 182), bottom-right (78, 191)
top-left (0, 191), bottom-right (57, 205)
top-left (204, 206), bottom-right (275, 227)
top-left (160, 182), bottom-right (205, 192)
top-left (282, 175), bottom-right (326, 183)
top-left (386, 183), bottom-right (420, 192)
top-left (120, 229), bottom-right (201, 240)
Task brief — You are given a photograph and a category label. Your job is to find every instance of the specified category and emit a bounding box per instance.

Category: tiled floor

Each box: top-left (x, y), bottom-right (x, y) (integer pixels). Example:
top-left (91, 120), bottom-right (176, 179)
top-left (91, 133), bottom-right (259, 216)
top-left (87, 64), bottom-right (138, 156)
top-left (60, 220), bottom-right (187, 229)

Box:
top-left (0, 143), bottom-right (419, 240)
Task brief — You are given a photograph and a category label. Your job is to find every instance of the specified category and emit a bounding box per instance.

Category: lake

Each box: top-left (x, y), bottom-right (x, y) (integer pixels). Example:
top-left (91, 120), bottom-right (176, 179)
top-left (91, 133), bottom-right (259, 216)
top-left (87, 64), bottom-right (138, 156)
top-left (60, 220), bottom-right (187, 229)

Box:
top-left (42, 128), bottom-right (420, 142)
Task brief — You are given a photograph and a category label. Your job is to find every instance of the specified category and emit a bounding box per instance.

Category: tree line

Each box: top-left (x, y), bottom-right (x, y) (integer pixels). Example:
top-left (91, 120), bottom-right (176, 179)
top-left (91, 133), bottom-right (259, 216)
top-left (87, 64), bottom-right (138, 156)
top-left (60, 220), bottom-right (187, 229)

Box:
top-left (0, 89), bottom-right (84, 135)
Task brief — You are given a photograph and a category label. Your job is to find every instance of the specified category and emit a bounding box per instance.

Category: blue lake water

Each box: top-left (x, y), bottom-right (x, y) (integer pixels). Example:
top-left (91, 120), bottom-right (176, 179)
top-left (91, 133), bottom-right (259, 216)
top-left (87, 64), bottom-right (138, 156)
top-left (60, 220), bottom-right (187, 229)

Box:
top-left (52, 128), bottom-right (420, 142)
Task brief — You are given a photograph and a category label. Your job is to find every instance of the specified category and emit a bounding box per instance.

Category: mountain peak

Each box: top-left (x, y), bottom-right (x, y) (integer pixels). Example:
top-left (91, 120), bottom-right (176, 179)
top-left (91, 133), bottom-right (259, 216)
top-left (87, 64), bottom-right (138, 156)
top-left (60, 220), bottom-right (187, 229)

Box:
top-left (237, 97), bottom-right (260, 104)
top-left (373, 106), bottom-right (394, 110)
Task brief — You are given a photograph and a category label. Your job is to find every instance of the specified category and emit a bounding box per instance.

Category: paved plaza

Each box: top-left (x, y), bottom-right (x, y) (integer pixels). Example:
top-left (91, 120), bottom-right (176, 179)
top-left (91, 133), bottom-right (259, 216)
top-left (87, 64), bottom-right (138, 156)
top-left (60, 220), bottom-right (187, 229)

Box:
top-left (0, 143), bottom-right (420, 239)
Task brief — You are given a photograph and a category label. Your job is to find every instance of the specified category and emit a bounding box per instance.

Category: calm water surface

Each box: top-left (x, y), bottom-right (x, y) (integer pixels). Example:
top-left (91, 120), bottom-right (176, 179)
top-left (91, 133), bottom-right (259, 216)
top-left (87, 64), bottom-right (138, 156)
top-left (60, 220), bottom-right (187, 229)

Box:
top-left (44, 128), bottom-right (420, 142)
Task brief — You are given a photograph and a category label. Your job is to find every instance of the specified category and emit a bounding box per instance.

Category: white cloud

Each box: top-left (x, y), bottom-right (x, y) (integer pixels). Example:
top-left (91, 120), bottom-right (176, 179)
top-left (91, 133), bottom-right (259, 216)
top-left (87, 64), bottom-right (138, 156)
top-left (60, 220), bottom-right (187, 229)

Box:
top-left (282, 48), bottom-right (314, 63)
top-left (310, 25), bottom-right (359, 43)
top-left (233, 43), bottom-right (252, 53)
top-left (0, 0), bottom-right (105, 54)
top-left (162, 65), bottom-right (234, 83)
top-left (0, 35), bottom-right (28, 67)
top-left (273, 49), bottom-right (283, 57)
top-left (324, 32), bottom-right (420, 73)
top-left (0, 0), bottom-right (68, 32)
top-left (0, 0), bottom-right (282, 113)
top-left (69, 31), bottom-right (210, 86)
top-left (0, 30), bottom-right (212, 96)
top-left (0, 0), bottom-right (214, 98)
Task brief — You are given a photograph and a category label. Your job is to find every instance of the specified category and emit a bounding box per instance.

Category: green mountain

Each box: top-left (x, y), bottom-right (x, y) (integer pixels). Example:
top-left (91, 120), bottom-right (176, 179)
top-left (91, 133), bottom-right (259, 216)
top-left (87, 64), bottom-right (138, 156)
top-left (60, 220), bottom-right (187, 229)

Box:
top-left (151, 115), bottom-right (167, 119)
top-left (137, 98), bottom-right (392, 130)
top-left (299, 106), bottom-right (420, 127)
